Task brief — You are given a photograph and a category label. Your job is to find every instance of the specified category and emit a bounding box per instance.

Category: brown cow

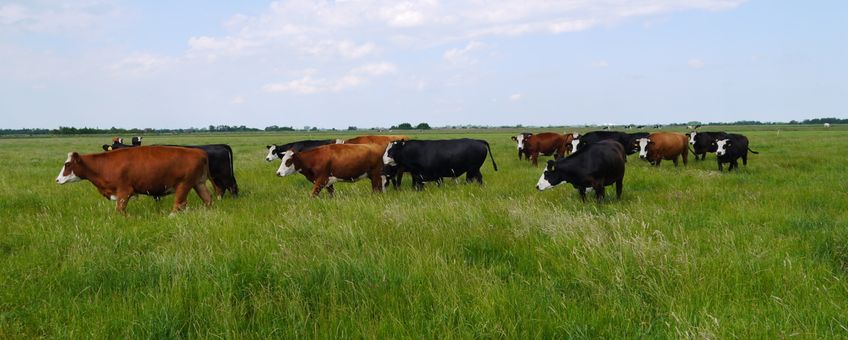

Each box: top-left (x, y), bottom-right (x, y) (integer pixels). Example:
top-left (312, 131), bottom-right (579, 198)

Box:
top-left (634, 132), bottom-right (689, 167)
top-left (523, 132), bottom-right (574, 166)
top-left (275, 143), bottom-right (386, 197)
top-left (55, 146), bottom-right (213, 214)
top-left (339, 135), bottom-right (410, 147)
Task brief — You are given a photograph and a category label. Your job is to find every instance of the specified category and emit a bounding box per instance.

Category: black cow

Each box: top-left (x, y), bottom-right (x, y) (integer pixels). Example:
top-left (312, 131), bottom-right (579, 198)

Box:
top-left (715, 134), bottom-right (759, 171)
top-left (570, 131), bottom-right (642, 155)
top-left (382, 139), bottom-right (497, 190)
top-left (104, 141), bottom-right (238, 198)
top-left (536, 139), bottom-right (626, 202)
top-left (265, 140), bottom-right (336, 161)
top-left (687, 131), bottom-right (728, 160)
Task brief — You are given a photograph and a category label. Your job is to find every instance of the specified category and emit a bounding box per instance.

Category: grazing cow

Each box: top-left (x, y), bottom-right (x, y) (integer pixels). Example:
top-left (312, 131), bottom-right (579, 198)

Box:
top-left (511, 132), bottom-right (533, 160)
top-left (715, 134), bottom-right (759, 171)
top-left (570, 131), bottom-right (642, 155)
top-left (265, 139), bottom-right (336, 161)
top-left (55, 146), bottom-right (212, 215)
top-left (105, 141), bottom-right (238, 198)
top-left (635, 132), bottom-right (689, 166)
top-left (276, 143), bottom-right (386, 196)
top-left (686, 131), bottom-right (728, 160)
top-left (382, 139), bottom-right (497, 190)
top-left (536, 140), bottom-right (626, 202)
top-left (523, 132), bottom-right (573, 166)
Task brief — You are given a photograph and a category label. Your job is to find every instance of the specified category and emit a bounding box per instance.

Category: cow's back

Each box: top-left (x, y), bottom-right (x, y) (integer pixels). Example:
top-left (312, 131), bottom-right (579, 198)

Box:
top-left (648, 132), bottom-right (687, 157)
top-left (404, 139), bottom-right (488, 173)
top-left (94, 146), bottom-right (208, 191)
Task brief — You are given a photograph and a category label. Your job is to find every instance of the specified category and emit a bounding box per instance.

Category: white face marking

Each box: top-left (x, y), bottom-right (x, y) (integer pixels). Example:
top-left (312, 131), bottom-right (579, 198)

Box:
top-left (265, 145), bottom-right (278, 161)
top-left (688, 131), bottom-right (697, 145)
top-left (715, 139), bottom-right (728, 156)
top-left (535, 172), bottom-right (555, 191)
top-left (637, 138), bottom-right (650, 158)
top-left (109, 195), bottom-right (118, 201)
top-left (55, 152), bottom-right (81, 184)
top-left (572, 132), bottom-right (579, 138)
top-left (571, 139), bottom-right (580, 152)
top-left (515, 135), bottom-right (525, 150)
top-left (335, 139), bottom-right (345, 144)
top-left (276, 150), bottom-right (297, 176)
top-left (383, 143), bottom-right (396, 165)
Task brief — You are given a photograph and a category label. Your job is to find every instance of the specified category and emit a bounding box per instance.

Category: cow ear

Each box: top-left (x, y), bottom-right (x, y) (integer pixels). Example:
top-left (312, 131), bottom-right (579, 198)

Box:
top-left (546, 160), bottom-right (556, 171)
top-left (266, 145), bottom-right (272, 149)
top-left (71, 152), bottom-right (81, 161)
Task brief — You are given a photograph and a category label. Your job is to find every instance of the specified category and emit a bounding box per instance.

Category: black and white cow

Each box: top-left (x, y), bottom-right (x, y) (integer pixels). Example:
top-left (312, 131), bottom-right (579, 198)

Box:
top-left (265, 140), bottom-right (336, 161)
top-left (687, 131), bottom-right (727, 160)
top-left (105, 141), bottom-right (238, 198)
top-left (715, 134), bottom-right (759, 171)
top-left (570, 131), bottom-right (641, 155)
top-left (536, 139), bottom-right (626, 202)
top-left (510, 132), bottom-right (533, 160)
top-left (382, 139), bottom-right (497, 190)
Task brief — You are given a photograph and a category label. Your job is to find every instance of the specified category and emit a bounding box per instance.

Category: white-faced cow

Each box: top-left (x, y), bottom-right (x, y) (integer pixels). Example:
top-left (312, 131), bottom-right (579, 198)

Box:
top-left (570, 131), bottom-right (643, 155)
top-left (382, 139), bottom-right (497, 190)
top-left (55, 146), bottom-right (213, 215)
top-left (715, 133), bottom-right (759, 171)
top-left (511, 132), bottom-right (533, 160)
top-left (686, 131), bottom-right (728, 160)
top-left (521, 132), bottom-right (574, 166)
top-left (276, 143), bottom-right (387, 197)
top-left (635, 132), bottom-right (689, 167)
top-left (265, 140), bottom-right (336, 161)
top-left (536, 140), bottom-right (626, 202)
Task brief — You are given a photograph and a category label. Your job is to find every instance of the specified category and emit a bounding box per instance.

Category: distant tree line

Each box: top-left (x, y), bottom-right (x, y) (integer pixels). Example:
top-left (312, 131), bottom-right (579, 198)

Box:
top-left (390, 122), bottom-right (431, 130)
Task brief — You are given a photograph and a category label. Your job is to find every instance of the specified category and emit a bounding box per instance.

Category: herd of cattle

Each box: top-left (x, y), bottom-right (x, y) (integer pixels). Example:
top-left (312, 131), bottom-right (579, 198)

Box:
top-left (54, 130), bottom-right (758, 214)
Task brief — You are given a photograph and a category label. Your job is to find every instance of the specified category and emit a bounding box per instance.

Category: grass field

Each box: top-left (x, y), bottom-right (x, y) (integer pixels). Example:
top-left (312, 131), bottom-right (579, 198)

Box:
top-left (1, 126), bottom-right (847, 337)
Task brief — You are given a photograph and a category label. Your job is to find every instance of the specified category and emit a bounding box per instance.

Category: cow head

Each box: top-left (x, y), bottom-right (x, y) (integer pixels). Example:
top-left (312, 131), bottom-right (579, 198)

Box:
top-left (536, 160), bottom-right (564, 191)
top-left (56, 152), bottom-right (83, 184)
top-left (335, 139), bottom-right (345, 144)
top-left (265, 144), bottom-right (280, 161)
top-left (111, 137), bottom-right (123, 144)
top-left (131, 136), bottom-right (143, 146)
top-left (383, 141), bottom-right (404, 166)
top-left (687, 131), bottom-right (697, 145)
top-left (569, 137), bottom-right (581, 153)
top-left (715, 139), bottom-right (731, 156)
top-left (635, 138), bottom-right (653, 159)
top-left (102, 144), bottom-right (112, 151)
top-left (512, 134), bottom-right (526, 150)
top-left (275, 150), bottom-right (299, 177)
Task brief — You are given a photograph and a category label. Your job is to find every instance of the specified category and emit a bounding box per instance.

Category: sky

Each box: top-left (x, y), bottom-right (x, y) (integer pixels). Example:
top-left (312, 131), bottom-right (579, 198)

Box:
top-left (1, 0), bottom-right (845, 129)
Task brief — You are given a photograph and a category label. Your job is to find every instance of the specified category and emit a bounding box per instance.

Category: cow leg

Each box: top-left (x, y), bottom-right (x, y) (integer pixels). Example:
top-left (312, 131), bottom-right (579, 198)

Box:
top-left (594, 185), bottom-right (605, 203)
top-left (369, 173), bottom-right (383, 193)
top-left (172, 184), bottom-right (191, 213)
top-left (730, 160), bottom-right (738, 171)
top-left (326, 184), bottom-right (335, 197)
top-left (393, 172), bottom-right (403, 189)
top-left (682, 150), bottom-right (688, 166)
top-left (518, 149), bottom-right (522, 160)
top-left (115, 189), bottom-right (133, 215)
top-left (672, 156), bottom-right (679, 167)
top-left (413, 178), bottom-right (424, 191)
top-left (531, 153), bottom-right (538, 166)
top-left (654, 159), bottom-right (661, 167)
top-left (717, 160), bottom-right (723, 171)
top-left (742, 152), bottom-right (748, 166)
top-left (228, 178), bottom-right (239, 198)
top-left (311, 178), bottom-right (328, 197)
top-left (211, 179), bottom-right (224, 200)
top-left (194, 182), bottom-right (213, 207)
top-left (615, 179), bottom-right (623, 199)
top-left (578, 187), bottom-right (587, 202)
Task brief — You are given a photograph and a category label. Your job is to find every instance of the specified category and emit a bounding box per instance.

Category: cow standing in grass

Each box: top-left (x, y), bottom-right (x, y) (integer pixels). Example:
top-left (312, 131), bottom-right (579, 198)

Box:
top-left (536, 140), bottom-right (626, 202)
top-left (635, 132), bottom-right (689, 167)
top-left (276, 144), bottom-right (387, 197)
top-left (715, 134), bottom-right (759, 171)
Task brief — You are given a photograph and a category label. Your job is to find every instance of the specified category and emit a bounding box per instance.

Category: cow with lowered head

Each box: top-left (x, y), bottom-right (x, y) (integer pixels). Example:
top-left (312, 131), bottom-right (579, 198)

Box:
top-left (715, 133), bottom-right (759, 171)
top-left (276, 143), bottom-right (387, 197)
top-left (55, 146), bottom-right (213, 215)
top-left (536, 139), bottom-right (626, 202)
top-left (686, 131), bottom-right (728, 160)
top-left (634, 132), bottom-right (689, 167)
top-left (382, 139), bottom-right (498, 190)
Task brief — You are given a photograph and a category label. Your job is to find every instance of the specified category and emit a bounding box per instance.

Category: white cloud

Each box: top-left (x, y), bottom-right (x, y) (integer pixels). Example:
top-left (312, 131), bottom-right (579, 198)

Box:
top-left (263, 62), bottom-right (398, 95)
top-left (688, 58), bottom-right (705, 69)
top-left (0, 1), bottom-right (121, 33)
top-left (109, 54), bottom-right (173, 77)
top-left (509, 93), bottom-right (522, 101)
top-left (351, 62), bottom-right (398, 76)
top-left (591, 60), bottom-right (609, 68)
top-left (444, 41), bottom-right (485, 65)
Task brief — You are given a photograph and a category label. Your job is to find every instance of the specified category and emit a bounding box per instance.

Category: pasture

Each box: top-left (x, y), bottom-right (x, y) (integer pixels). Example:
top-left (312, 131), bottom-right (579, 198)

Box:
top-left (1, 126), bottom-right (847, 337)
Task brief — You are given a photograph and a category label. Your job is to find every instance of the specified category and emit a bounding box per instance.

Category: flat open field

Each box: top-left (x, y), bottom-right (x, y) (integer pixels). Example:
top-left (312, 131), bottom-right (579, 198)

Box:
top-left (1, 126), bottom-right (847, 337)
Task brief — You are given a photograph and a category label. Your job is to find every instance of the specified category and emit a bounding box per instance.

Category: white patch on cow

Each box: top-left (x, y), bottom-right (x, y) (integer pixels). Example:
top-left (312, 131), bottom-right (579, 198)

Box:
top-left (688, 131), bottom-right (697, 145)
top-left (327, 176), bottom-right (339, 185)
top-left (276, 150), bottom-right (297, 176)
top-left (637, 138), bottom-right (650, 158)
top-left (536, 172), bottom-right (554, 191)
top-left (381, 175), bottom-right (388, 192)
top-left (572, 132), bottom-right (579, 139)
top-left (514, 135), bottom-right (525, 150)
top-left (715, 139), bottom-right (729, 156)
top-left (824, 123), bottom-right (831, 128)
top-left (335, 139), bottom-right (345, 144)
top-left (55, 153), bottom-right (81, 184)
top-left (109, 195), bottom-right (118, 201)
top-left (265, 145), bottom-right (278, 161)
top-left (383, 143), bottom-right (396, 165)
top-left (571, 138), bottom-right (580, 152)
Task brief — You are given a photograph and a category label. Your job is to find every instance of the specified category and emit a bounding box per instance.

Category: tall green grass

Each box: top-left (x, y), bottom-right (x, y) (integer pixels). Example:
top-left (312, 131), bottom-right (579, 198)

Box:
top-left (1, 127), bottom-right (847, 337)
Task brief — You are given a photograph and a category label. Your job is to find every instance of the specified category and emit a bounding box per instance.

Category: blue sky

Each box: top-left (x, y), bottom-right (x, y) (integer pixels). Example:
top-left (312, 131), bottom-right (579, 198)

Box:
top-left (1, 0), bottom-right (845, 129)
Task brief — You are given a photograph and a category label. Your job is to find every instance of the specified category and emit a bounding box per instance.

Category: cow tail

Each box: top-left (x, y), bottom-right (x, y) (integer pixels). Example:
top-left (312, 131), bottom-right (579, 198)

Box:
top-left (227, 145), bottom-right (239, 195)
top-left (748, 147), bottom-right (760, 154)
top-left (483, 141), bottom-right (498, 171)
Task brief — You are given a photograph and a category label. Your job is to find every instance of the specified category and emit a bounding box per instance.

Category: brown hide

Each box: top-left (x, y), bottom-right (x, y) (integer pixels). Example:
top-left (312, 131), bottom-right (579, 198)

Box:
top-left (644, 132), bottom-right (689, 167)
top-left (58, 146), bottom-right (212, 214)
top-left (286, 143), bottom-right (386, 196)
top-left (524, 132), bottom-right (573, 166)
